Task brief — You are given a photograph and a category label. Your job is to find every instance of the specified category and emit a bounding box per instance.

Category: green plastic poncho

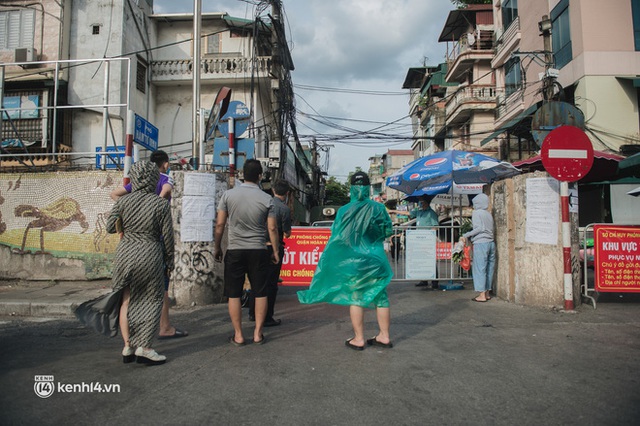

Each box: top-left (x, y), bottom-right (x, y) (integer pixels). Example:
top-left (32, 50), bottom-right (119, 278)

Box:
top-left (297, 185), bottom-right (394, 308)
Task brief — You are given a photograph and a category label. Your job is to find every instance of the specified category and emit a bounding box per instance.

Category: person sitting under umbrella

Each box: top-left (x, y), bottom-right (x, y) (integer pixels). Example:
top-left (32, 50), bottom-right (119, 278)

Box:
top-left (391, 195), bottom-right (439, 289)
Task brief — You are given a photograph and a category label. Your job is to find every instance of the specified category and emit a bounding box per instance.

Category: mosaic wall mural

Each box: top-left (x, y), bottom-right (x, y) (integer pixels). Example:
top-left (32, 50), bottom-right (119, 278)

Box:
top-left (0, 171), bottom-right (122, 278)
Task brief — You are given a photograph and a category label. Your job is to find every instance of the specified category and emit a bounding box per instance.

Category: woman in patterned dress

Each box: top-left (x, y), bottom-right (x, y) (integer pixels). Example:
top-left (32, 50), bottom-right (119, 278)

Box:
top-left (107, 161), bottom-right (174, 365)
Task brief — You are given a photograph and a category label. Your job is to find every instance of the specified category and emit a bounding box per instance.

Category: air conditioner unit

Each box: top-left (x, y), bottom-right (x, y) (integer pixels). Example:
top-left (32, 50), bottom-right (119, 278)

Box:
top-left (15, 47), bottom-right (37, 63)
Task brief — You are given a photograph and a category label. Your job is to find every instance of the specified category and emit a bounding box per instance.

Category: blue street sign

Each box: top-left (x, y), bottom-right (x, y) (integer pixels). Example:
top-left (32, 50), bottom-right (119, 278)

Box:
top-left (218, 101), bottom-right (251, 139)
top-left (133, 113), bottom-right (159, 151)
top-left (96, 146), bottom-right (125, 169)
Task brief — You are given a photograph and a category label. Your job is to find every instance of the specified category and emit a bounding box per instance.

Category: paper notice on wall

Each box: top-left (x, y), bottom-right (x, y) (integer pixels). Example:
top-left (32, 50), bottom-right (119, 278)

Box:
top-left (180, 220), bottom-right (213, 242)
top-left (182, 196), bottom-right (216, 220)
top-left (184, 173), bottom-right (216, 197)
top-left (525, 177), bottom-right (559, 245)
top-left (181, 172), bottom-right (216, 242)
top-left (569, 186), bottom-right (579, 214)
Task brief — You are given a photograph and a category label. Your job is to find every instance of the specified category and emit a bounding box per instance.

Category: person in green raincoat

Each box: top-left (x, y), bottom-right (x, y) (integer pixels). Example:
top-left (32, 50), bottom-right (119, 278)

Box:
top-left (298, 171), bottom-right (395, 350)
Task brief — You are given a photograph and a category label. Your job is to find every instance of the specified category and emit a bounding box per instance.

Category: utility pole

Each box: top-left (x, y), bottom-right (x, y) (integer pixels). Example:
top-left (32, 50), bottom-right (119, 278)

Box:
top-left (538, 15), bottom-right (555, 101)
top-left (192, 0), bottom-right (202, 169)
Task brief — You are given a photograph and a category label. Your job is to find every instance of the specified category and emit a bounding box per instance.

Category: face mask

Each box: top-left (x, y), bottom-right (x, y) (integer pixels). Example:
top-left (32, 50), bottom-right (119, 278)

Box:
top-left (166, 167), bottom-right (171, 174)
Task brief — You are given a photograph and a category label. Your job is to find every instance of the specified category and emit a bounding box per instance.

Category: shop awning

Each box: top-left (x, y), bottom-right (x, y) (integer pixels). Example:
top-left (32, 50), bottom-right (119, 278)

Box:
top-left (619, 152), bottom-right (640, 171)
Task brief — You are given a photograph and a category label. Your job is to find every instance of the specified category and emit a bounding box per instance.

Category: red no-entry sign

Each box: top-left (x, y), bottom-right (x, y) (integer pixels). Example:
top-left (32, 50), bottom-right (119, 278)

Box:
top-left (541, 125), bottom-right (594, 182)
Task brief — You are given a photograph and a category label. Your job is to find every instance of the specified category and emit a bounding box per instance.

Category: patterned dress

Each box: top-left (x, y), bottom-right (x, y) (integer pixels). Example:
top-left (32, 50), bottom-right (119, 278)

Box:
top-left (107, 161), bottom-right (174, 348)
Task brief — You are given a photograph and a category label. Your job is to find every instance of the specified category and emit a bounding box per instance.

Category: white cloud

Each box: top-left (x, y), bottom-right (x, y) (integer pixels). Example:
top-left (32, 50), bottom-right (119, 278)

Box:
top-left (153, 0), bottom-right (454, 180)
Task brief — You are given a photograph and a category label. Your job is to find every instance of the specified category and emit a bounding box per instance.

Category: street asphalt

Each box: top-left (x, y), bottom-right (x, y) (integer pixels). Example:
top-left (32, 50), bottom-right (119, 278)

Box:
top-left (0, 279), bottom-right (639, 425)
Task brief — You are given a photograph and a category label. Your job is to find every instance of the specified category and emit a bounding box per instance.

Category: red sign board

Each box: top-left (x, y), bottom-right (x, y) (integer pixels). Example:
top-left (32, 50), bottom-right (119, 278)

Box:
top-left (279, 227), bottom-right (331, 286)
top-left (594, 225), bottom-right (640, 292)
top-left (541, 125), bottom-right (594, 182)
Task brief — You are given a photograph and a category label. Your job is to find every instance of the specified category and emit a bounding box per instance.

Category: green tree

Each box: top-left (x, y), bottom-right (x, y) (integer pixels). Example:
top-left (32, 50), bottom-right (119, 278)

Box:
top-left (450, 0), bottom-right (492, 8)
top-left (324, 176), bottom-right (350, 206)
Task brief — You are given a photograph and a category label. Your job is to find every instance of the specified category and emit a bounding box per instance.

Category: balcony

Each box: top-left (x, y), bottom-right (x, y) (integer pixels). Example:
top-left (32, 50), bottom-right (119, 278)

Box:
top-left (151, 56), bottom-right (273, 84)
top-left (445, 30), bottom-right (494, 82)
top-left (492, 17), bottom-right (521, 68)
top-left (421, 105), bottom-right (446, 137)
top-left (494, 89), bottom-right (525, 125)
top-left (445, 84), bottom-right (497, 124)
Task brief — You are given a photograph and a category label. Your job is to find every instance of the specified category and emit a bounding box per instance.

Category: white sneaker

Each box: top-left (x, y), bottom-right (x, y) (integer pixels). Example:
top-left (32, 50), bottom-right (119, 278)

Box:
top-left (135, 347), bottom-right (166, 365)
top-left (122, 346), bottom-right (135, 364)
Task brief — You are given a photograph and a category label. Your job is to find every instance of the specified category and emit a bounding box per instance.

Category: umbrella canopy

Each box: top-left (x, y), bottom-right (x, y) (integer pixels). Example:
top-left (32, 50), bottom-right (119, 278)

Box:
top-left (386, 150), bottom-right (520, 196)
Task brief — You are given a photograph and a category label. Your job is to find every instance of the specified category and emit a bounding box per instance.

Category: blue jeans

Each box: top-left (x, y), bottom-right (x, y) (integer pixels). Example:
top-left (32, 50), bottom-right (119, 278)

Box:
top-left (472, 241), bottom-right (496, 292)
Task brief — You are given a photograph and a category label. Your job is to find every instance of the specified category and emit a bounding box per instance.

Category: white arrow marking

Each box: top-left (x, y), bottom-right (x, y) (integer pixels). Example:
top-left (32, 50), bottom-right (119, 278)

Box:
top-left (548, 149), bottom-right (588, 159)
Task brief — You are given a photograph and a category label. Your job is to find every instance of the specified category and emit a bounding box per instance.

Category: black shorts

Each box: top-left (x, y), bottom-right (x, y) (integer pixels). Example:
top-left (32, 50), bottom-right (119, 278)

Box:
top-left (223, 249), bottom-right (270, 298)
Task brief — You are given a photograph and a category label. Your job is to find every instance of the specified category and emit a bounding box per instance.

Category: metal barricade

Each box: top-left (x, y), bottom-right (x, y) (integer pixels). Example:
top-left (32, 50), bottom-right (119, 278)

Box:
top-left (386, 223), bottom-right (472, 284)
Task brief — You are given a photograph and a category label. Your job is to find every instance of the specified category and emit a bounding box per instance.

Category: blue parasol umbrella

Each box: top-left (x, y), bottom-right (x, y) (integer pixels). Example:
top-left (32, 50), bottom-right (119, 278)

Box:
top-left (386, 150), bottom-right (520, 196)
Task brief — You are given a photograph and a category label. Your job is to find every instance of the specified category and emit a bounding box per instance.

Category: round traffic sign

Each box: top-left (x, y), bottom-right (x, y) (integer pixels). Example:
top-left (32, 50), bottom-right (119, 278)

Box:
top-left (541, 125), bottom-right (594, 182)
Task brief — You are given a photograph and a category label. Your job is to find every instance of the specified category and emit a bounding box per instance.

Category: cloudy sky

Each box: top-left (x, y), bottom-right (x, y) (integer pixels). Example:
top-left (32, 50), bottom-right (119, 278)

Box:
top-left (154, 0), bottom-right (453, 181)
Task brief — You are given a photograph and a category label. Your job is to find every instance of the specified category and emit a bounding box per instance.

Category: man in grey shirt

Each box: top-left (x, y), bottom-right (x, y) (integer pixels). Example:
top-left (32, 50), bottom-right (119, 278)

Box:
top-left (214, 159), bottom-right (280, 345)
top-left (248, 179), bottom-right (292, 326)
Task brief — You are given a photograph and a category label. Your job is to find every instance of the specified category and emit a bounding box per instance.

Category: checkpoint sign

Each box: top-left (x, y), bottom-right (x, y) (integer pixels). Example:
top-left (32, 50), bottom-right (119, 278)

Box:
top-left (541, 125), bottom-right (594, 182)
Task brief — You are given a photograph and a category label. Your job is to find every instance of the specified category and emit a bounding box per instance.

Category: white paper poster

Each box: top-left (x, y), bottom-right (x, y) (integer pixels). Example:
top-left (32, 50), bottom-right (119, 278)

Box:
top-left (182, 196), bottom-right (216, 220)
top-left (180, 220), bottom-right (213, 242)
top-left (184, 173), bottom-right (216, 197)
top-left (181, 172), bottom-right (216, 242)
top-left (569, 186), bottom-right (579, 214)
top-left (405, 229), bottom-right (437, 279)
top-left (525, 178), bottom-right (559, 245)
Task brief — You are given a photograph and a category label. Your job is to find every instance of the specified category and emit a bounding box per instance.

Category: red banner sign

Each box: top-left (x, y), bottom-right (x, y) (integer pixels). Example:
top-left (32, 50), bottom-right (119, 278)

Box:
top-left (437, 241), bottom-right (452, 260)
top-left (280, 227), bottom-right (331, 286)
top-left (594, 225), bottom-right (640, 292)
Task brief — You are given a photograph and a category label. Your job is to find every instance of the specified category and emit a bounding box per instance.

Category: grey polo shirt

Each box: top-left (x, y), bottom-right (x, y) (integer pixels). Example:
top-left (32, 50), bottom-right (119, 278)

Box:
top-left (218, 182), bottom-right (275, 250)
top-left (266, 196), bottom-right (292, 244)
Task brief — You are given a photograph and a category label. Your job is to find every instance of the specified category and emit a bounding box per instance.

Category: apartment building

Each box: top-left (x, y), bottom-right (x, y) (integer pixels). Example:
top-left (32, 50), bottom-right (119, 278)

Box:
top-left (381, 149), bottom-right (414, 202)
top-left (403, 63), bottom-right (458, 158)
top-left (438, 4), bottom-right (497, 152)
top-left (1, 0), bottom-right (319, 220)
top-left (484, 0), bottom-right (640, 160)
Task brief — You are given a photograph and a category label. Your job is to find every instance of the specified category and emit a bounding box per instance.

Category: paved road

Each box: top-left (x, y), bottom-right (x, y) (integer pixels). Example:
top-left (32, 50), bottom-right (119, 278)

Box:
top-left (1, 283), bottom-right (639, 425)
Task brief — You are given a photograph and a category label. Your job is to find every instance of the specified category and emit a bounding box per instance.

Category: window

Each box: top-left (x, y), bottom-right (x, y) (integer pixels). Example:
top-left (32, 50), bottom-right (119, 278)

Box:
top-left (502, 0), bottom-right (518, 31)
top-left (632, 0), bottom-right (640, 50)
top-left (504, 56), bottom-right (522, 97)
top-left (551, 0), bottom-right (572, 69)
top-left (92, 25), bottom-right (100, 35)
top-left (136, 59), bottom-right (147, 94)
top-left (205, 34), bottom-right (220, 55)
top-left (0, 9), bottom-right (35, 50)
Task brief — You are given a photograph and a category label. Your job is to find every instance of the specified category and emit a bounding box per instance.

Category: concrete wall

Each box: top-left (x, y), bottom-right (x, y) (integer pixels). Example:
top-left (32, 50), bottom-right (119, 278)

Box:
top-left (0, 169), bottom-right (229, 306)
top-left (493, 171), bottom-right (581, 308)
top-left (168, 171), bottom-right (227, 306)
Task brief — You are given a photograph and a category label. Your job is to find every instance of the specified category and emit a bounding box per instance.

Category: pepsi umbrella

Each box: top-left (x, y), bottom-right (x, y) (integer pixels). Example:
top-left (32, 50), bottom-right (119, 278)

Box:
top-left (386, 150), bottom-right (520, 196)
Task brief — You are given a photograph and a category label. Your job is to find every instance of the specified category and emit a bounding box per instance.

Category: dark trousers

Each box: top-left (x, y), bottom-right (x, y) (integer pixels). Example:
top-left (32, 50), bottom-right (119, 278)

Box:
top-left (249, 245), bottom-right (283, 320)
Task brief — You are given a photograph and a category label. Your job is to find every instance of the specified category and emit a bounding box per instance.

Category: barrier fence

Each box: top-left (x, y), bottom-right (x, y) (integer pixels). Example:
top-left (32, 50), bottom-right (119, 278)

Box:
top-left (386, 224), bottom-right (472, 284)
top-left (582, 223), bottom-right (640, 308)
top-left (279, 225), bottom-right (473, 287)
